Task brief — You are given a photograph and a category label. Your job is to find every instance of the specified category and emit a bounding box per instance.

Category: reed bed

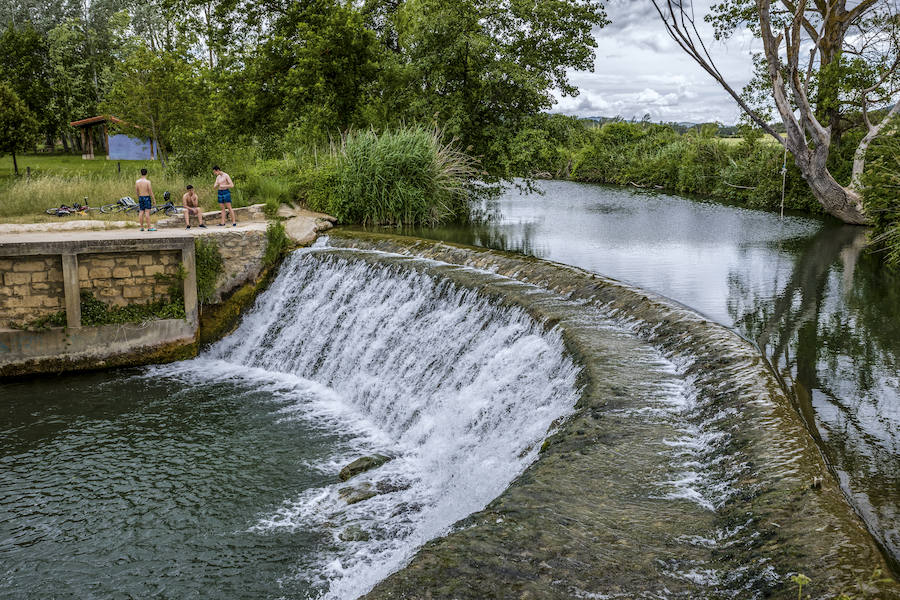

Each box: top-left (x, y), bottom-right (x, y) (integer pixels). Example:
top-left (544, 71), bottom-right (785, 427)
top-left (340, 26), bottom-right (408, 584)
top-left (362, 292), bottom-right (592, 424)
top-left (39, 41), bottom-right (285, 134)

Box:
top-left (304, 125), bottom-right (480, 226)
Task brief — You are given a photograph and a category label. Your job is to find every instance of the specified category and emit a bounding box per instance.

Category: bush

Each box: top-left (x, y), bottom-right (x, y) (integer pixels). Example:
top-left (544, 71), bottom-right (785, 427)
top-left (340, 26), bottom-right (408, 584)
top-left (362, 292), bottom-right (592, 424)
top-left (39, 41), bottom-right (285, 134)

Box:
top-left (862, 124), bottom-right (900, 268)
top-left (263, 221), bottom-right (289, 267)
top-left (302, 126), bottom-right (481, 226)
top-left (195, 237), bottom-right (224, 304)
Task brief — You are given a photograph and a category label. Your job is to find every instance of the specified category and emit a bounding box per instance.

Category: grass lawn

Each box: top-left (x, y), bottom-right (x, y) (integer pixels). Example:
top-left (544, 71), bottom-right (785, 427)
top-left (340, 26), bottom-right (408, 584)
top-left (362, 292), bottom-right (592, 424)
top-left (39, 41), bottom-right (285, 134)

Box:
top-left (0, 153), bottom-right (240, 223)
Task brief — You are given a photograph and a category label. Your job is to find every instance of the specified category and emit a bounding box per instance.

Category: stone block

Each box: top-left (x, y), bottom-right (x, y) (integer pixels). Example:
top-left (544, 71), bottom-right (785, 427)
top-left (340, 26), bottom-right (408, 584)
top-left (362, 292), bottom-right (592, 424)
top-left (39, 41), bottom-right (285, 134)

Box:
top-left (43, 297), bottom-right (61, 308)
top-left (89, 267), bottom-right (111, 279)
top-left (31, 272), bottom-right (47, 283)
top-left (23, 296), bottom-right (46, 308)
top-left (99, 288), bottom-right (118, 298)
top-left (123, 286), bottom-right (143, 299)
top-left (13, 260), bottom-right (45, 272)
top-left (139, 255), bottom-right (154, 266)
top-left (78, 266), bottom-right (88, 280)
top-left (112, 267), bottom-right (131, 279)
top-left (13, 284), bottom-right (30, 296)
top-left (121, 258), bottom-right (139, 266)
top-left (4, 272), bottom-right (31, 286)
top-left (92, 259), bottom-right (115, 268)
top-left (31, 283), bottom-right (50, 291)
top-left (0, 259), bottom-right (12, 271)
top-left (144, 265), bottom-right (165, 277)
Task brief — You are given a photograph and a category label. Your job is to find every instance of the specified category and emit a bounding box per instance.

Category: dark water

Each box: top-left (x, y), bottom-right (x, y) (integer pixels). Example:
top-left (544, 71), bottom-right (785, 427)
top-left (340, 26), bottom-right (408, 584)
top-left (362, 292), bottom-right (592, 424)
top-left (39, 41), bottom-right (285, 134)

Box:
top-left (0, 369), bottom-right (346, 599)
top-left (395, 180), bottom-right (900, 568)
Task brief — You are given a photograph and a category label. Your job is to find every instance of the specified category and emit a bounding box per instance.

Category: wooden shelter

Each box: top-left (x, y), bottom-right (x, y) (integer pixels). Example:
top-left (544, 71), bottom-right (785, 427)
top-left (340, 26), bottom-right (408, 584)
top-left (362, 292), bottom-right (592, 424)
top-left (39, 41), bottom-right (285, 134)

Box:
top-left (69, 115), bottom-right (156, 160)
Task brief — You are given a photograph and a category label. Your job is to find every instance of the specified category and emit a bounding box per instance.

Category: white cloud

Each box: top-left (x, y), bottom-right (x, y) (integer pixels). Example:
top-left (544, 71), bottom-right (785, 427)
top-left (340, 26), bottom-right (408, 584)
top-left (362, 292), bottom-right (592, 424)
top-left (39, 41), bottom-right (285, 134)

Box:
top-left (552, 0), bottom-right (759, 124)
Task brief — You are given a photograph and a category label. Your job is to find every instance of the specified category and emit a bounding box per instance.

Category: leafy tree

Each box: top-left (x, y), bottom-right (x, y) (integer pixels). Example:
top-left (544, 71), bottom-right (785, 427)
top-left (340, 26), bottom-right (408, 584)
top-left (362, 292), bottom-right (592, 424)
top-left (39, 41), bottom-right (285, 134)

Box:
top-left (0, 23), bottom-right (53, 145)
top-left (0, 81), bottom-right (40, 174)
top-left (389, 0), bottom-right (608, 166)
top-left (651, 0), bottom-right (900, 224)
top-left (102, 44), bottom-right (202, 166)
top-left (230, 0), bottom-right (384, 139)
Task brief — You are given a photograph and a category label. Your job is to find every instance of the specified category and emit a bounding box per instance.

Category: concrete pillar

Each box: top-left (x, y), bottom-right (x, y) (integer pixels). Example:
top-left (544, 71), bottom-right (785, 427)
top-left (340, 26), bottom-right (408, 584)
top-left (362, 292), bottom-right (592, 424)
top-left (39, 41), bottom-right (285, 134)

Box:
top-left (181, 242), bottom-right (198, 327)
top-left (61, 253), bottom-right (81, 329)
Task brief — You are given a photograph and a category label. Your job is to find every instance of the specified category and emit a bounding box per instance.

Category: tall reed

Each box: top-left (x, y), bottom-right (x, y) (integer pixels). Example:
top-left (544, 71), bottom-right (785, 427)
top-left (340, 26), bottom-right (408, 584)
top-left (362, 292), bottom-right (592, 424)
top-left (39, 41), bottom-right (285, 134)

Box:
top-left (305, 126), bottom-right (481, 226)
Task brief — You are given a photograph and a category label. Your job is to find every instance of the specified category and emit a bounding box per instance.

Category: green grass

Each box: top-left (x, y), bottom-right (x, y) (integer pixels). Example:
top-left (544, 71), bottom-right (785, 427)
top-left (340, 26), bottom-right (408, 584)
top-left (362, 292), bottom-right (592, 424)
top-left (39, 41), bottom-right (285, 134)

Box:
top-left (0, 153), bottom-right (232, 222)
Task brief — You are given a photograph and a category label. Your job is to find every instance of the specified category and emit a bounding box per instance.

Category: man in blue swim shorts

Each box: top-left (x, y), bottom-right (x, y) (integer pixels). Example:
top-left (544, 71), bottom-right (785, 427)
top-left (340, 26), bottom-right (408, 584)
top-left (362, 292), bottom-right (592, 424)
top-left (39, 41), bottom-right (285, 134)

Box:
top-left (135, 168), bottom-right (156, 231)
top-left (213, 165), bottom-right (237, 227)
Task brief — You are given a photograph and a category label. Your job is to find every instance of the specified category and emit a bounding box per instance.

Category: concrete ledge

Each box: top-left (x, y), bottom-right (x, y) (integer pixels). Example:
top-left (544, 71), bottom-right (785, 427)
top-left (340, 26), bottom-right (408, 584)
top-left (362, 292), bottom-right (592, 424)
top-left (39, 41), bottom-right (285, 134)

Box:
top-left (0, 318), bottom-right (196, 377)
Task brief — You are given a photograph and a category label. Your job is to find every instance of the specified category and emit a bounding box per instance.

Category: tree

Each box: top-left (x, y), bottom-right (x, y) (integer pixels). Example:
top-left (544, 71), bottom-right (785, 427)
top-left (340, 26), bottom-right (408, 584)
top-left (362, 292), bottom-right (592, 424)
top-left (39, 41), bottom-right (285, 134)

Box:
top-left (389, 0), bottom-right (608, 165)
top-left (0, 23), bottom-right (53, 145)
top-left (102, 44), bottom-right (202, 166)
top-left (651, 0), bottom-right (900, 224)
top-left (0, 82), bottom-right (40, 175)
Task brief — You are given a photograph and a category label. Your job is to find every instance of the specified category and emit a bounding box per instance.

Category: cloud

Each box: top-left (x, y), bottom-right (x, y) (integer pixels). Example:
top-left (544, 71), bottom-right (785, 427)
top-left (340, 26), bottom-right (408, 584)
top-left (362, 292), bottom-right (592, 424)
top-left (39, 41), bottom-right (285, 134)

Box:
top-left (552, 0), bottom-right (759, 124)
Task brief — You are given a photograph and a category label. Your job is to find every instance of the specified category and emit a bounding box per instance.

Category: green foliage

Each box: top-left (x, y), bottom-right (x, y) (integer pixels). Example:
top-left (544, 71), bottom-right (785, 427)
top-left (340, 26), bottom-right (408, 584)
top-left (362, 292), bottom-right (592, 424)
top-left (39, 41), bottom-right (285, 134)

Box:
top-left (861, 123), bottom-right (900, 269)
top-left (790, 573), bottom-right (811, 600)
top-left (304, 126), bottom-right (481, 226)
top-left (79, 290), bottom-right (185, 326)
top-left (12, 310), bottom-right (67, 331)
top-left (0, 82), bottom-right (40, 171)
top-left (101, 44), bottom-right (203, 165)
top-left (524, 119), bottom-right (824, 213)
top-left (263, 221), bottom-right (289, 268)
top-left (195, 237), bottom-right (224, 304)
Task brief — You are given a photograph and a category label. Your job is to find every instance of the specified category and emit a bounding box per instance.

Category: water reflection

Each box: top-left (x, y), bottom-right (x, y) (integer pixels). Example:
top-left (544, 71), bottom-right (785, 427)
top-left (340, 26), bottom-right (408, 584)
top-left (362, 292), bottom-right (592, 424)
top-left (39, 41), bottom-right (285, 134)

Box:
top-left (387, 180), bottom-right (900, 569)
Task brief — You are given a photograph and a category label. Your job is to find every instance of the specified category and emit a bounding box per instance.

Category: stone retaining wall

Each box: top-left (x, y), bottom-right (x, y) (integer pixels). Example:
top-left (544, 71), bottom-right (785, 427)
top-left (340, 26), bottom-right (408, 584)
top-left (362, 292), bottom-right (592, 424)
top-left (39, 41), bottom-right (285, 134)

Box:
top-left (77, 250), bottom-right (183, 307)
top-left (0, 255), bottom-right (65, 327)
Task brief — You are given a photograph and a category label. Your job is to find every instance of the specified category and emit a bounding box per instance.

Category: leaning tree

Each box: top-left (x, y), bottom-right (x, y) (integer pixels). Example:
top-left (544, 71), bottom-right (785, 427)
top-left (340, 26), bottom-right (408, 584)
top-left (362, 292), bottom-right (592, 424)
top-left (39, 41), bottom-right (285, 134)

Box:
top-left (651, 0), bottom-right (899, 224)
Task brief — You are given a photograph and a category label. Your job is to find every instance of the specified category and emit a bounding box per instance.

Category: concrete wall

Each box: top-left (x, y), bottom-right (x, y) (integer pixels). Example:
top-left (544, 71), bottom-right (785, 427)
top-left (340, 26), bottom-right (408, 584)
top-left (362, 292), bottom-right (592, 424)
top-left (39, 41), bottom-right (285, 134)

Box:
top-left (0, 235), bottom-right (198, 376)
top-left (0, 227), bottom-right (273, 376)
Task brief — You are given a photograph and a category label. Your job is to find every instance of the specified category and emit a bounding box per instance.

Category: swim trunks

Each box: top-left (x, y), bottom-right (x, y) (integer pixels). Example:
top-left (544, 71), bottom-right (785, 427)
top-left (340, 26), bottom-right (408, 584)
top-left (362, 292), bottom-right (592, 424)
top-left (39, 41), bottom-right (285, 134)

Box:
top-left (217, 189), bottom-right (232, 204)
top-left (138, 195), bottom-right (152, 211)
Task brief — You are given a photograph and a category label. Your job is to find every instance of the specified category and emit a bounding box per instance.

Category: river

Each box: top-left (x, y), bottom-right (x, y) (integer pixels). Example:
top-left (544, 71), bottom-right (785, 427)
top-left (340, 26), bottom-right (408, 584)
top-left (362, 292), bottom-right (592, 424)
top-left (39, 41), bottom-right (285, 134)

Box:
top-left (398, 179), bottom-right (900, 569)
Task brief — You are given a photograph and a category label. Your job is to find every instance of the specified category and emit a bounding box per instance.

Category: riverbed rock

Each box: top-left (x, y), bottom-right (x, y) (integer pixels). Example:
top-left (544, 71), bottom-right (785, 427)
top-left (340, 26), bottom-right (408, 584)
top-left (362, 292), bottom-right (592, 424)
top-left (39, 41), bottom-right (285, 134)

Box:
top-left (339, 454), bottom-right (392, 481)
top-left (338, 483), bottom-right (378, 505)
top-left (339, 525), bottom-right (371, 542)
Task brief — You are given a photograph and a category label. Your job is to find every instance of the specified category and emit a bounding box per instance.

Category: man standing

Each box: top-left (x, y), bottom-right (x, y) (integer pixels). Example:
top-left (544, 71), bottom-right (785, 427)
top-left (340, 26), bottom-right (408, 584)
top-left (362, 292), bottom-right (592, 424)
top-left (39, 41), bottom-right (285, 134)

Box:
top-left (135, 168), bottom-right (156, 232)
top-left (182, 185), bottom-right (206, 229)
top-left (212, 165), bottom-right (237, 227)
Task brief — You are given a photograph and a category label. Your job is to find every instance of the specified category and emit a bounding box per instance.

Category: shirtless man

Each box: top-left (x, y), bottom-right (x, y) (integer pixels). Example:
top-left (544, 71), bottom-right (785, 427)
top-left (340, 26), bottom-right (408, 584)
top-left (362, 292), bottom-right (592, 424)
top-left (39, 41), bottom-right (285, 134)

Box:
top-left (212, 166), bottom-right (237, 227)
top-left (135, 168), bottom-right (156, 232)
top-left (182, 185), bottom-right (206, 229)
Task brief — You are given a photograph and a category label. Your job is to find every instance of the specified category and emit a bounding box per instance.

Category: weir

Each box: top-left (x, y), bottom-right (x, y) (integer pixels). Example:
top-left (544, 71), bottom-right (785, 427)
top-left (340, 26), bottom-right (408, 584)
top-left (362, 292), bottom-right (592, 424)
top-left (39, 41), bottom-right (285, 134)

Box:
top-left (289, 231), bottom-right (896, 599)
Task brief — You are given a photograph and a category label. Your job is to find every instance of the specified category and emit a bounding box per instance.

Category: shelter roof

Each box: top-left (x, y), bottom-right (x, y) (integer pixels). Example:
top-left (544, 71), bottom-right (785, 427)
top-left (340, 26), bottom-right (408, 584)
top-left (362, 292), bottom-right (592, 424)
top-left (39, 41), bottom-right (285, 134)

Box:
top-left (69, 115), bottom-right (124, 128)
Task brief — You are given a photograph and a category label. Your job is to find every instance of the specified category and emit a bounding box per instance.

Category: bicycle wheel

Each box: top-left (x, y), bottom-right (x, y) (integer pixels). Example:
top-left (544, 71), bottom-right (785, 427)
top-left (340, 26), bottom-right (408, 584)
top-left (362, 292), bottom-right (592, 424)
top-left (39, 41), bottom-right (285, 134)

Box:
top-left (165, 205), bottom-right (183, 217)
top-left (45, 207), bottom-right (62, 215)
top-left (101, 203), bottom-right (125, 213)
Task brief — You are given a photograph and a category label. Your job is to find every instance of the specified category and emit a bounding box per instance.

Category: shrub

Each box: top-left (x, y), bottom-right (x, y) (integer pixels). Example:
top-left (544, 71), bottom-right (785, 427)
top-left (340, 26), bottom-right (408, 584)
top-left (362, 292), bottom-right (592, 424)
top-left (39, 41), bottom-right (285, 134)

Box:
top-left (263, 221), bottom-right (289, 267)
top-left (302, 126), bottom-right (481, 226)
top-left (195, 237), bottom-right (224, 304)
top-left (862, 124), bottom-right (900, 268)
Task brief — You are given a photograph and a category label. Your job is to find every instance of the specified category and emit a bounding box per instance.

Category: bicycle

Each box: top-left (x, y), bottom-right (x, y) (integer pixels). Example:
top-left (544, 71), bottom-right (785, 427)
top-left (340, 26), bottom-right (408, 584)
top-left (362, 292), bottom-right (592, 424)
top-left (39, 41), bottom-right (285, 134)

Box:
top-left (100, 192), bottom-right (183, 216)
top-left (44, 199), bottom-right (97, 217)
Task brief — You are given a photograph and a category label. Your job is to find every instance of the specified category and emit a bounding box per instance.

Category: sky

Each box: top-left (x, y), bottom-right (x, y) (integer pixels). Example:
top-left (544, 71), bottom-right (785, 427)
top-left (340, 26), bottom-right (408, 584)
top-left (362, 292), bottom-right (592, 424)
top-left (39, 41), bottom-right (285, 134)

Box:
top-left (552, 0), bottom-right (760, 124)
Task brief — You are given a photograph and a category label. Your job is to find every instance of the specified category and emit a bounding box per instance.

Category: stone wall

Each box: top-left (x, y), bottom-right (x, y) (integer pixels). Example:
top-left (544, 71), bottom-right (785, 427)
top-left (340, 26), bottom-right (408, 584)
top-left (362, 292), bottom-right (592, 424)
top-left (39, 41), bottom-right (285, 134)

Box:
top-left (77, 250), bottom-right (182, 307)
top-left (211, 229), bottom-right (268, 303)
top-left (0, 255), bottom-right (65, 327)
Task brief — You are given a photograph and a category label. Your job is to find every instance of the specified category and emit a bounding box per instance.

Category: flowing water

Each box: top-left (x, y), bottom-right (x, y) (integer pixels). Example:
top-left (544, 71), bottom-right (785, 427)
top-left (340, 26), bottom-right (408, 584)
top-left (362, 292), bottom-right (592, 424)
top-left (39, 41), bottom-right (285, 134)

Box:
top-left (2, 249), bottom-right (588, 598)
top-left (2, 180), bottom-right (897, 597)
top-left (397, 179), bottom-right (900, 569)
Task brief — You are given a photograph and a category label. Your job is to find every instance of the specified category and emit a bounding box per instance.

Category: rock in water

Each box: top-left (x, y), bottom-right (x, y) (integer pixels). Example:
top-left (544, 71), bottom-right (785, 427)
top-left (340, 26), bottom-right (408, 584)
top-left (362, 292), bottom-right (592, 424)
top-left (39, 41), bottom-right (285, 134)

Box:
top-left (339, 454), bottom-right (391, 481)
top-left (338, 483), bottom-right (378, 505)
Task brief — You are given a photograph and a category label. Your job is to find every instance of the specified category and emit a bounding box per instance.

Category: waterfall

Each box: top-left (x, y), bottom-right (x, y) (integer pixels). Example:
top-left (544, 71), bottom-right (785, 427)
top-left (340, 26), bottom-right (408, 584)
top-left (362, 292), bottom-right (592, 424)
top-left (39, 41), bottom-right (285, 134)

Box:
top-left (205, 249), bottom-right (581, 598)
